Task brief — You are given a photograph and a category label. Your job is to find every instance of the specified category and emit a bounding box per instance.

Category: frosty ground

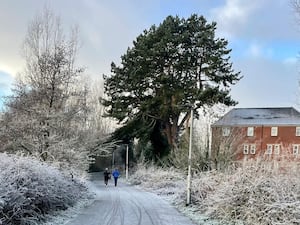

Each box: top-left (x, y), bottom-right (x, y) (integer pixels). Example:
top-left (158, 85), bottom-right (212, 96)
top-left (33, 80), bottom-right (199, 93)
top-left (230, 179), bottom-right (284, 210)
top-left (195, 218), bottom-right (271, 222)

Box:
top-left (43, 172), bottom-right (197, 225)
top-left (7, 157), bottom-right (299, 225)
top-left (0, 153), bottom-right (215, 225)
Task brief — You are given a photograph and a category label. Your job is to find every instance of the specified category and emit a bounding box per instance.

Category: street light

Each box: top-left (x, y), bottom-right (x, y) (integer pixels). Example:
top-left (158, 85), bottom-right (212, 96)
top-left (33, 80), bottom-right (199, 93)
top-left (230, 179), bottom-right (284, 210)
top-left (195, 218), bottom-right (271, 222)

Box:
top-left (125, 144), bottom-right (129, 180)
top-left (187, 108), bottom-right (193, 206)
top-left (112, 150), bottom-right (115, 170)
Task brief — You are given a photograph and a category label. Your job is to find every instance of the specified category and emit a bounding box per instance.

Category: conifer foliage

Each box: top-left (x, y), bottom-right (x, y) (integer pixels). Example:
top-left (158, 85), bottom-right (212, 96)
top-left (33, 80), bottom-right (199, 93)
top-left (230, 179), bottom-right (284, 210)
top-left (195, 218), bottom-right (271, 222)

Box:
top-left (103, 14), bottom-right (241, 157)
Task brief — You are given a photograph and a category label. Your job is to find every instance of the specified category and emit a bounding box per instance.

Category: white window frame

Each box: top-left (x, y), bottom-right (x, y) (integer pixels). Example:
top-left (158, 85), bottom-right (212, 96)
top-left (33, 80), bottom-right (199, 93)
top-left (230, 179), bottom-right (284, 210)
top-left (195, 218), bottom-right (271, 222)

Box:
top-left (274, 144), bottom-right (280, 155)
top-left (243, 144), bottom-right (249, 154)
top-left (250, 144), bottom-right (256, 154)
top-left (296, 127), bottom-right (300, 136)
top-left (293, 144), bottom-right (299, 155)
top-left (266, 144), bottom-right (273, 154)
top-left (271, 127), bottom-right (278, 137)
top-left (222, 127), bottom-right (230, 137)
top-left (247, 127), bottom-right (254, 137)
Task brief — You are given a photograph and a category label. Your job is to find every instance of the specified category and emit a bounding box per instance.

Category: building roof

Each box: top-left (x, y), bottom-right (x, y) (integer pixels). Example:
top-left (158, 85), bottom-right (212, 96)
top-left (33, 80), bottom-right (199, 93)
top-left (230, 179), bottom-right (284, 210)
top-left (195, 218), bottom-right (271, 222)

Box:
top-left (212, 107), bottom-right (300, 126)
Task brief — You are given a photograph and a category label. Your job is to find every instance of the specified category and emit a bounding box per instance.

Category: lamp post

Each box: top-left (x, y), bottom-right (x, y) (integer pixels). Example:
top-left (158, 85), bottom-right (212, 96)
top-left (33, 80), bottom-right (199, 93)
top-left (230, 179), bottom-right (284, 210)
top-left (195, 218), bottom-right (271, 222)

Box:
top-left (112, 150), bottom-right (115, 169)
top-left (125, 144), bottom-right (129, 180)
top-left (187, 108), bottom-right (193, 206)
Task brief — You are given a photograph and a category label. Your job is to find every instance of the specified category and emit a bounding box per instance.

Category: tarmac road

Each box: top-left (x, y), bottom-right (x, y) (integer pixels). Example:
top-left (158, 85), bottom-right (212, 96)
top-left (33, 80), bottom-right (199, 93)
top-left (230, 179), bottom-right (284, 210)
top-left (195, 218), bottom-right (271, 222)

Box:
top-left (64, 173), bottom-right (196, 225)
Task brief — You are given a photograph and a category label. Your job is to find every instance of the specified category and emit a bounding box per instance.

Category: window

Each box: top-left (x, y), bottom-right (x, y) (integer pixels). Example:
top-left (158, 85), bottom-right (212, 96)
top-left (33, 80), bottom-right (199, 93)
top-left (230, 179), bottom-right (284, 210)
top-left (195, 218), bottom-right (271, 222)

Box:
top-left (250, 144), bottom-right (256, 154)
top-left (222, 127), bottom-right (230, 137)
top-left (293, 145), bottom-right (299, 155)
top-left (247, 127), bottom-right (254, 136)
top-left (243, 144), bottom-right (249, 154)
top-left (274, 144), bottom-right (280, 155)
top-left (266, 144), bottom-right (273, 154)
top-left (271, 127), bottom-right (278, 136)
top-left (296, 127), bottom-right (300, 136)
top-left (266, 144), bottom-right (281, 155)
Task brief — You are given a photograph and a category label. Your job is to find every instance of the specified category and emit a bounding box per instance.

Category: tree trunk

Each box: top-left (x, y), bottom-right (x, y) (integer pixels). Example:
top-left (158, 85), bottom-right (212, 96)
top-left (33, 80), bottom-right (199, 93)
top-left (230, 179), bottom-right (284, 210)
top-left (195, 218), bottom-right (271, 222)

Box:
top-left (164, 115), bottom-right (179, 150)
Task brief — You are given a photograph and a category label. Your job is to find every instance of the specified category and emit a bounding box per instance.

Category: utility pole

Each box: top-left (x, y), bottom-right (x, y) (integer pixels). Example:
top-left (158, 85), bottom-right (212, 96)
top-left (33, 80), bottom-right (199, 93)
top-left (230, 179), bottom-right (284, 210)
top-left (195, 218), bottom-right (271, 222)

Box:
top-left (187, 108), bottom-right (193, 205)
top-left (126, 144), bottom-right (129, 180)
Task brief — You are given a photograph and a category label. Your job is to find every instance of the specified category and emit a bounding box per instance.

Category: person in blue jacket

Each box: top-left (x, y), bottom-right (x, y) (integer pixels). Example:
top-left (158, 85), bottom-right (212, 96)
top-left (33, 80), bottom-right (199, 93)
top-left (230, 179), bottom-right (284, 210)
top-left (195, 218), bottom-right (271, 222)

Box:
top-left (112, 168), bottom-right (120, 186)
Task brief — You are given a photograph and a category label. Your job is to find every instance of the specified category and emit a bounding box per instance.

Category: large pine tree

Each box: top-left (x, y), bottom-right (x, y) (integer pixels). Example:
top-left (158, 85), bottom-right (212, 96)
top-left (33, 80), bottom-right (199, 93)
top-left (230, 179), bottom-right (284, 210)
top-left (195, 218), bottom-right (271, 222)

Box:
top-left (103, 14), bottom-right (241, 158)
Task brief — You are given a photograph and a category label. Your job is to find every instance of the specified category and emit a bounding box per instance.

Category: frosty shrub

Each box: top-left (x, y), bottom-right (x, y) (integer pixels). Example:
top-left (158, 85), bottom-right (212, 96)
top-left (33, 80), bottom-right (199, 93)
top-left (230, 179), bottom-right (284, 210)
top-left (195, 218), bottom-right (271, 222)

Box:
top-left (45, 138), bottom-right (93, 178)
top-left (0, 153), bottom-right (88, 225)
top-left (193, 159), bottom-right (300, 225)
top-left (130, 163), bottom-right (186, 200)
top-left (132, 159), bottom-right (300, 225)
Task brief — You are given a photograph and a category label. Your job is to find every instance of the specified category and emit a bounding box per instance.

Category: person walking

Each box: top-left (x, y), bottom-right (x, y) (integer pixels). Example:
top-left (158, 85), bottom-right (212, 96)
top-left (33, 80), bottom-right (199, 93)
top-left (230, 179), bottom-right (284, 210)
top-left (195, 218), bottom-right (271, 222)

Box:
top-left (103, 168), bottom-right (110, 186)
top-left (112, 168), bottom-right (120, 187)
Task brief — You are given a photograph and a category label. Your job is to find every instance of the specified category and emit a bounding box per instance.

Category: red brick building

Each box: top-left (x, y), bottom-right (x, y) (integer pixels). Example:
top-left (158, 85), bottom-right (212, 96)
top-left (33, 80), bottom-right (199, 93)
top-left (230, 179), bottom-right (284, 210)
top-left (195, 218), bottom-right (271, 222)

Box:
top-left (211, 107), bottom-right (300, 161)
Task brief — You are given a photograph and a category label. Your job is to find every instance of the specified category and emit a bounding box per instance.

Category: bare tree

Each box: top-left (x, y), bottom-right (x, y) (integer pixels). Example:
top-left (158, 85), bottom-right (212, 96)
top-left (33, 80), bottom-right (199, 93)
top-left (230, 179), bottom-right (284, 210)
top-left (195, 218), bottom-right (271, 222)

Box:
top-left (162, 104), bottom-right (231, 171)
top-left (293, 0), bottom-right (300, 17)
top-left (86, 76), bottom-right (117, 136)
top-left (0, 7), bottom-right (92, 172)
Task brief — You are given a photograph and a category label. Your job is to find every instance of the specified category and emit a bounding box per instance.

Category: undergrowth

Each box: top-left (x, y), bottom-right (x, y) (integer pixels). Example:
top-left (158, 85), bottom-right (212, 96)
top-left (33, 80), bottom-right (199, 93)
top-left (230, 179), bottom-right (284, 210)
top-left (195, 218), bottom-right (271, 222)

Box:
top-left (130, 159), bottom-right (300, 225)
top-left (0, 153), bottom-right (88, 225)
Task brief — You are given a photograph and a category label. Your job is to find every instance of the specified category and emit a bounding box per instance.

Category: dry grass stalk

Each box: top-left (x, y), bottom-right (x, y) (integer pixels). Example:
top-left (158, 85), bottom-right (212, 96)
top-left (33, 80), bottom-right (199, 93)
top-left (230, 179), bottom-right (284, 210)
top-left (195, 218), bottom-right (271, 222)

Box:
top-left (193, 158), bottom-right (300, 225)
top-left (132, 158), bottom-right (300, 225)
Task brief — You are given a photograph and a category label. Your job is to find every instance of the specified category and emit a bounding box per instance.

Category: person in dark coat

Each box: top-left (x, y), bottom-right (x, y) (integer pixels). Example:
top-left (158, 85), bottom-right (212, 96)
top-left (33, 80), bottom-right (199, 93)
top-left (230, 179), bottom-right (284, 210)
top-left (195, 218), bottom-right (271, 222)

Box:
top-left (112, 168), bottom-right (120, 186)
top-left (103, 168), bottom-right (110, 186)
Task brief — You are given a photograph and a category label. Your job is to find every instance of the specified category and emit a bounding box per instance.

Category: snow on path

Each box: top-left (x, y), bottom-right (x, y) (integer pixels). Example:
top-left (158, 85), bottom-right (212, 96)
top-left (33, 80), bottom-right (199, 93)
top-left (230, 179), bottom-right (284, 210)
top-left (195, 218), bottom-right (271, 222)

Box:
top-left (64, 173), bottom-right (197, 225)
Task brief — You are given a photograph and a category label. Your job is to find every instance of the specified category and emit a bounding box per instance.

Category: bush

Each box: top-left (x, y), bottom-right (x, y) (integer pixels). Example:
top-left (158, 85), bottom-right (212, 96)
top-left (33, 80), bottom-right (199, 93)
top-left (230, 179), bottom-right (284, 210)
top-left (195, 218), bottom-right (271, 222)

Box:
top-left (129, 163), bottom-right (186, 200)
top-left (0, 153), bottom-right (88, 225)
top-left (131, 160), bottom-right (300, 225)
top-left (193, 159), bottom-right (300, 225)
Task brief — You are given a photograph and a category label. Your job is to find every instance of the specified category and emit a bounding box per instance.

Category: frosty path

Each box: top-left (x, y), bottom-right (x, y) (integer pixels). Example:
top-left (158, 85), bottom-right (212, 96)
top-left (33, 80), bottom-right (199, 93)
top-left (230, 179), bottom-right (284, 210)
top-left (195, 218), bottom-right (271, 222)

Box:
top-left (64, 173), bottom-right (196, 225)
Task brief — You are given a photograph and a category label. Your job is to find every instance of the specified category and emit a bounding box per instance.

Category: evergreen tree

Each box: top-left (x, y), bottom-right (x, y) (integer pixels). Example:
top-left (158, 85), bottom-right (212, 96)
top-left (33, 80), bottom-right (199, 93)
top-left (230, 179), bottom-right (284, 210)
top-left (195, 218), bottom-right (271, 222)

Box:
top-left (103, 14), bottom-right (241, 158)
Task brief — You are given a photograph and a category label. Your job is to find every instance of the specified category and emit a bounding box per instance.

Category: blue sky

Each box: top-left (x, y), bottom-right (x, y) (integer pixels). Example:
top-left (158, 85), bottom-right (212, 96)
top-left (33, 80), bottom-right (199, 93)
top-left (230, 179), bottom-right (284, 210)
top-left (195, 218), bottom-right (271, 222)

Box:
top-left (0, 0), bottom-right (300, 110)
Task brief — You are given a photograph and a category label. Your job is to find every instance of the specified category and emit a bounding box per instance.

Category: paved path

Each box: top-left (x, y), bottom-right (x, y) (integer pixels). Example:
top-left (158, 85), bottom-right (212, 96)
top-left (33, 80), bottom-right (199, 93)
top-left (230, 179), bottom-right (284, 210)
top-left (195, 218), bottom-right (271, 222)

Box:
top-left (64, 173), bottom-right (196, 225)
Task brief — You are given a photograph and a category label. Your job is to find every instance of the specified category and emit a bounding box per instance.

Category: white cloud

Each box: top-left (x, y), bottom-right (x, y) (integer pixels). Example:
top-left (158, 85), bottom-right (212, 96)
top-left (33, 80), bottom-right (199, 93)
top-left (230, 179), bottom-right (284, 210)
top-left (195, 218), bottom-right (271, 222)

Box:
top-left (0, 71), bottom-right (14, 97)
top-left (210, 0), bottom-right (300, 41)
top-left (247, 43), bottom-right (262, 58)
top-left (0, 27), bottom-right (24, 77)
top-left (244, 43), bottom-right (275, 59)
top-left (210, 0), bottom-right (261, 38)
top-left (0, 61), bottom-right (23, 78)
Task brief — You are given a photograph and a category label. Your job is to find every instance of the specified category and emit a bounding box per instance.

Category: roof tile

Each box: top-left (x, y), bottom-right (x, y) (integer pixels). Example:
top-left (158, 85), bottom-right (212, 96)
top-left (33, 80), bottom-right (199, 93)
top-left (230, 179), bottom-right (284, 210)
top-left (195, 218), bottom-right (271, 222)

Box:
top-left (212, 107), bottom-right (300, 126)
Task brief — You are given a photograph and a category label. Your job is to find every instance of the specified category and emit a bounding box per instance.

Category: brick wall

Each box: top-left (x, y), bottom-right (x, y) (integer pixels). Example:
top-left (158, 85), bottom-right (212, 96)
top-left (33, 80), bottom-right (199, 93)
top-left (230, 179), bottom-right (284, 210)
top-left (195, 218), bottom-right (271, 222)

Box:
top-left (211, 125), bottom-right (300, 161)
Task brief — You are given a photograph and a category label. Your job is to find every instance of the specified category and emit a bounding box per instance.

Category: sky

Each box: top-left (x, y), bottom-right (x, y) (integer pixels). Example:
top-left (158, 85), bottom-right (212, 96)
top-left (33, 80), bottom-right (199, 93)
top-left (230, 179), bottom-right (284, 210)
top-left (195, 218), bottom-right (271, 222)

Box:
top-left (1, 0), bottom-right (300, 110)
